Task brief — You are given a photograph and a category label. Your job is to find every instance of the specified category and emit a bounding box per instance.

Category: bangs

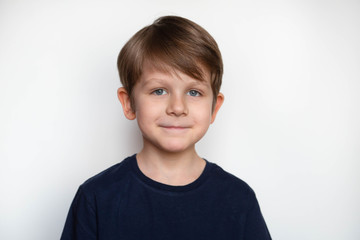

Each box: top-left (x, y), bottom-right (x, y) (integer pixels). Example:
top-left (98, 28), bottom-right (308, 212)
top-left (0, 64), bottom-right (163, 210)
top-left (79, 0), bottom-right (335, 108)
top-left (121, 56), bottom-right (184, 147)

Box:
top-left (142, 54), bottom-right (208, 83)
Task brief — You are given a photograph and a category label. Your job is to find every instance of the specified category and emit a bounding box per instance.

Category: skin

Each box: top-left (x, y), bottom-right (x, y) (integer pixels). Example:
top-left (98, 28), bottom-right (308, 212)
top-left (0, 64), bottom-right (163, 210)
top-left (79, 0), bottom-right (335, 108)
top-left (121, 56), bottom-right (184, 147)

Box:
top-left (117, 64), bottom-right (224, 186)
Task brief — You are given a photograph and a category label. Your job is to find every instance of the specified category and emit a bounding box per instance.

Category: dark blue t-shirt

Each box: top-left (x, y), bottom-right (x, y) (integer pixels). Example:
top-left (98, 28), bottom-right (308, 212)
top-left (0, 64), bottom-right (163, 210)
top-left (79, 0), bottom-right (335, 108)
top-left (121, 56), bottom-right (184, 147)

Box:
top-left (61, 155), bottom-right (271, 240)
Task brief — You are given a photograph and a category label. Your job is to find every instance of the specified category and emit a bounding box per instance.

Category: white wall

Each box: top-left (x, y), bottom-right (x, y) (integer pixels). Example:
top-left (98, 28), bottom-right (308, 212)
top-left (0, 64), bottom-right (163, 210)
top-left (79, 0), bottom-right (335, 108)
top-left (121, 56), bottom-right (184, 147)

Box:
top-left (1, 0), bottom-right (359, 239)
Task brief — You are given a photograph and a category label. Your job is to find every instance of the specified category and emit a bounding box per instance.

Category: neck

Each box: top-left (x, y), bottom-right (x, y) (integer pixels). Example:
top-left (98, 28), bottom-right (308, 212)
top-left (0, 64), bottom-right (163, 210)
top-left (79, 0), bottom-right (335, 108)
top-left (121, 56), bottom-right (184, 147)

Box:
top-left (136, 142), bottom-right (205, 186)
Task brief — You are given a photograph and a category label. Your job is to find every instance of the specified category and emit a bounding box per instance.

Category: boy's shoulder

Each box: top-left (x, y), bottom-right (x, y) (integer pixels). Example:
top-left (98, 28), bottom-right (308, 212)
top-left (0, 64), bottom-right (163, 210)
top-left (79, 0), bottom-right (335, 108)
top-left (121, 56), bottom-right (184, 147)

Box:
top-left (210, 161), bottom-right (256, 197)
top-left (79, 154), bottom-right (135, 193)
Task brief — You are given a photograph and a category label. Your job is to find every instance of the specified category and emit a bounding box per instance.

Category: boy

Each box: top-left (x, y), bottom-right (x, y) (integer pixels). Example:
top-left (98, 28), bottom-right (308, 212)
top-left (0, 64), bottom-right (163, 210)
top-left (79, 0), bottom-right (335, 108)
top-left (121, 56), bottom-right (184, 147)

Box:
top-left (61, 16), bottom-right (271, 240)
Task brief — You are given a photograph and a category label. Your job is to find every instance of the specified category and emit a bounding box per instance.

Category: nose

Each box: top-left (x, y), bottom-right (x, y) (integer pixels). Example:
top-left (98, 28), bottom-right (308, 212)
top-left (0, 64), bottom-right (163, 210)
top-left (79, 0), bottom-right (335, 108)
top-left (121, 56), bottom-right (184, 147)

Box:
top-left (166, 93), bottom-right (188, 116)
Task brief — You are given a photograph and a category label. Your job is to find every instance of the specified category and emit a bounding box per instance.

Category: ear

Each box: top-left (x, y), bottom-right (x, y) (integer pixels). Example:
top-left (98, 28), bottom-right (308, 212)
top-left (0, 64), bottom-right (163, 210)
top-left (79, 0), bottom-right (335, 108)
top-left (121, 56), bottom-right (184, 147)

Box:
top-left (210, 93), bottom-right (224, 124)
top-left (117, 87), bottom-right (136, 120)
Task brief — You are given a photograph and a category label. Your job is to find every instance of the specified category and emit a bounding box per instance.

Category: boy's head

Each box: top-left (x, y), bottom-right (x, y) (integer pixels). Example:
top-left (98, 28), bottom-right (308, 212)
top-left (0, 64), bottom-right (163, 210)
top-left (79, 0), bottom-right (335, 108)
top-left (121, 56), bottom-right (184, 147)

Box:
top-left (117, 15), bottom-right (223, 110)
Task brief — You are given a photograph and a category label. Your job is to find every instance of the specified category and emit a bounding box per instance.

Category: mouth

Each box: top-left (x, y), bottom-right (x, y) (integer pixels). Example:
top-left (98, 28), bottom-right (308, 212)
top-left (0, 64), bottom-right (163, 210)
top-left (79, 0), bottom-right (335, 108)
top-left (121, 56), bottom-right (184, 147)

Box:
top-left (159, 125), bottom-right (191, 131)
top-left (162, 126), bottom-right (189, 129)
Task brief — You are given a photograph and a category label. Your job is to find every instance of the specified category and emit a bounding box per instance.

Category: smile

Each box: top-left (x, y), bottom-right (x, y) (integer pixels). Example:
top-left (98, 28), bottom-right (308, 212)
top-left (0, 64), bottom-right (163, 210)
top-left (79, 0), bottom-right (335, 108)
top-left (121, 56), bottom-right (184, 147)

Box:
top-left (160, 126), bottom-right (190, 131)
top-left (162, 126), bottom-right (189, 129)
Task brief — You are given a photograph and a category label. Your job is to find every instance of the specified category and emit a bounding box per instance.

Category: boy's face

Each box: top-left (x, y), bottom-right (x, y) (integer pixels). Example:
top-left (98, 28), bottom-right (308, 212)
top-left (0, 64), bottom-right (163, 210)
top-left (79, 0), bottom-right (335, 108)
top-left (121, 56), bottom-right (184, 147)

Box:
top-left (118, 64), bottom-right (224, 154)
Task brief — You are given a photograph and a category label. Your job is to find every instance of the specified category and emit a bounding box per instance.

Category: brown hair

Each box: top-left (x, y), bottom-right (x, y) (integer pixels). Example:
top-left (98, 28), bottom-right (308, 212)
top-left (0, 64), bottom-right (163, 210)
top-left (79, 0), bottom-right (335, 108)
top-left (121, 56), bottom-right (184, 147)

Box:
top-left (117, 15), bottom-right (223, 108)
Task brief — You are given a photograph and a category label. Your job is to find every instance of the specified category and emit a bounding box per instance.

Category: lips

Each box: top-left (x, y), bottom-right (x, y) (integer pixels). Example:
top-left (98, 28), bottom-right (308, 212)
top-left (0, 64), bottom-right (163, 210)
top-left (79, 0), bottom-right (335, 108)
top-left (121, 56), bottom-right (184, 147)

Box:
top-left (159, 125), bottom-right (191, 132)
top-left (161, 126), bottom-right (189, 129)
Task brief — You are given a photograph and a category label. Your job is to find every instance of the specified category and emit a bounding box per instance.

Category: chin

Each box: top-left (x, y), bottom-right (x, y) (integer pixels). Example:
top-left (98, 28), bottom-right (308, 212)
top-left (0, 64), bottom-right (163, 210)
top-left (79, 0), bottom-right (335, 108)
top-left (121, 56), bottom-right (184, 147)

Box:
top-left (160, 142), bottom-right (193, 154)
top-left (162, 146), bottom-right (189, 153)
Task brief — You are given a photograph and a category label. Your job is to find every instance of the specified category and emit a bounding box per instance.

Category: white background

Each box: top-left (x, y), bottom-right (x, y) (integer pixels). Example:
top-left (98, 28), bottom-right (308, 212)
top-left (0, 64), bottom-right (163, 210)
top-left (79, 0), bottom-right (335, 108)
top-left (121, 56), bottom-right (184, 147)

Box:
top-left (1, 0), bottom-right (359, 239)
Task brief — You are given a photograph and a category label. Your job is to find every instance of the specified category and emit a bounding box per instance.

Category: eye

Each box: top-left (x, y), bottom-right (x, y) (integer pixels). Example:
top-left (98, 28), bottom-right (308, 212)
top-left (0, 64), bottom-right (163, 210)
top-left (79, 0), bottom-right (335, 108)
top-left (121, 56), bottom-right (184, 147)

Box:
top-left (152, 89), bottom-right (167, 95)
top-left (187, 90), bottom-right (201, 97)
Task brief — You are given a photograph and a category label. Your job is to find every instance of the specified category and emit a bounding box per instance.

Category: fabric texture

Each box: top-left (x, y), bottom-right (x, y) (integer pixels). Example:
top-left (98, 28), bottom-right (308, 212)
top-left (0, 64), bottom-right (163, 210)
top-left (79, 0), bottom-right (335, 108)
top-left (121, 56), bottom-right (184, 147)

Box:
top-left (61, 155), bottom-right (271, 240)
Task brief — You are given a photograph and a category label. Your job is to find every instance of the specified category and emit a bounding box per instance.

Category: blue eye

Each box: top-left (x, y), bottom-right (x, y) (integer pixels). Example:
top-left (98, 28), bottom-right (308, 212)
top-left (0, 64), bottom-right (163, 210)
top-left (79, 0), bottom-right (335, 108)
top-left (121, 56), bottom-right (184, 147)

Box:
top-left (153, 89), bottom-right (167, 95)
top-left (188, 90), bottom-right (200, 97)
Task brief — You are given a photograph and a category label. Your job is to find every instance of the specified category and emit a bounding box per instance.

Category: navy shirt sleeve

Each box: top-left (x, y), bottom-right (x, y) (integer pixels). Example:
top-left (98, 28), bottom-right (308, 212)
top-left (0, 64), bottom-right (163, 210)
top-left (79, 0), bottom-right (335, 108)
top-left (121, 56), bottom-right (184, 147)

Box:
top-left (244, 190), bottom-right (272, 240)
top-left (61, 186), bottom-right (97, 240)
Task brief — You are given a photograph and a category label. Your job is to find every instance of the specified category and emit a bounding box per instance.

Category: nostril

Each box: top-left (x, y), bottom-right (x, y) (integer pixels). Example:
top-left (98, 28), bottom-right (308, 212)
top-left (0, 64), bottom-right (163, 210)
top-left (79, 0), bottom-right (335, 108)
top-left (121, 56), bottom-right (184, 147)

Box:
top-left (166, 96), bottom-right (188, 116)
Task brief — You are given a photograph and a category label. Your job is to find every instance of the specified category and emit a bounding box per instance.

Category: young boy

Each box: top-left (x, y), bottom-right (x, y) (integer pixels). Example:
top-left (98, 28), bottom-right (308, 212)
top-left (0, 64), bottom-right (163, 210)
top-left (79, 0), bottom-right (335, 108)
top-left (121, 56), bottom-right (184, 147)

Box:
top-left (61, 16), bottom-right (271, 240)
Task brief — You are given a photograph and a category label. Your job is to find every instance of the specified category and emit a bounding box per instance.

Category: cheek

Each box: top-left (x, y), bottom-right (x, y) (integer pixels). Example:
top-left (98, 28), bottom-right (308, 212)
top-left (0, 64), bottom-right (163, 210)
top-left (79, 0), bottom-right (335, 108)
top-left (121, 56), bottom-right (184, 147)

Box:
top-left (135, 102), bottom-right (163, 126)
top-left (192, 103), bottom-right (213, 124)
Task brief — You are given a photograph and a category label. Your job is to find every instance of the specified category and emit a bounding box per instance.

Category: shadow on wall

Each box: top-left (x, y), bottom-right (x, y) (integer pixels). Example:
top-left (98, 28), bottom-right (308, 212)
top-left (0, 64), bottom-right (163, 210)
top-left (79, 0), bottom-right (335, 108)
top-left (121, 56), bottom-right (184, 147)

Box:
top-left (117, 119), bottom-right (143, 156)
